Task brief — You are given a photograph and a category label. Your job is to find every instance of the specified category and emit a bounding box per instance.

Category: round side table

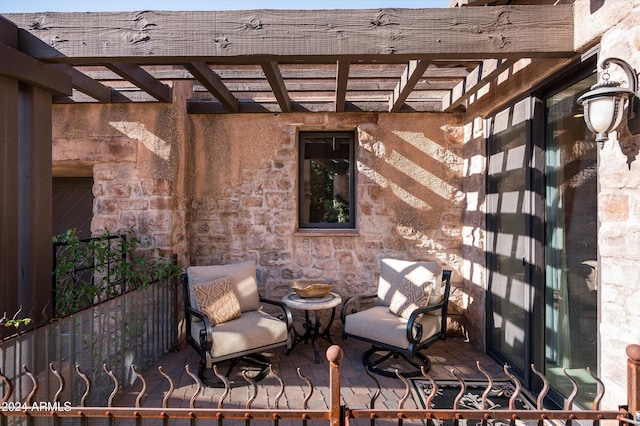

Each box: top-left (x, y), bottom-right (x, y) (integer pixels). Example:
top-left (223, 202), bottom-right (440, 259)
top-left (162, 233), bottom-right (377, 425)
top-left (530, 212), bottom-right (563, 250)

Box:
top-left (282, 292), bottom-right (342, 363)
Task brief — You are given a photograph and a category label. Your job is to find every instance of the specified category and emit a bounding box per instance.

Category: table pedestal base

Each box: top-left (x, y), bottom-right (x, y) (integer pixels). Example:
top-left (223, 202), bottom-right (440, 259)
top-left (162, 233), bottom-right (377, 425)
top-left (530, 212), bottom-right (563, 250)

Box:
top-left (287, 308), bottom-right (336, 363)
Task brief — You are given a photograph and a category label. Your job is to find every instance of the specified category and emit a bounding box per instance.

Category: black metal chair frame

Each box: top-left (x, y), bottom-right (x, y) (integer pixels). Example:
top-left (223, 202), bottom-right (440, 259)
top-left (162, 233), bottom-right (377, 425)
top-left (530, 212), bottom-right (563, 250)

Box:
top-left (341, 270), bottom-right (452, 377)
top-left (182, 274), bottom-right (293, 387)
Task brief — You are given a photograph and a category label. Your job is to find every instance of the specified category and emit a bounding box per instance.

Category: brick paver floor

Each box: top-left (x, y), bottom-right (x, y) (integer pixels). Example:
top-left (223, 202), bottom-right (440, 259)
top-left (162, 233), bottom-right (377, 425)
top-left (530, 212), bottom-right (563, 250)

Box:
top-left (115, 333), bottom-right (507, 413)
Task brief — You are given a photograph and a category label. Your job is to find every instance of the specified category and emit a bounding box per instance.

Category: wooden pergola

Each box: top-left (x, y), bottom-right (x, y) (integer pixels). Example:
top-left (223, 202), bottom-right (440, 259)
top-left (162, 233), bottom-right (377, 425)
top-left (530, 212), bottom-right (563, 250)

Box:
top-left (2, 5), bottom-right (574, 114)
top-left (0, 4), bottom-right (577, 329)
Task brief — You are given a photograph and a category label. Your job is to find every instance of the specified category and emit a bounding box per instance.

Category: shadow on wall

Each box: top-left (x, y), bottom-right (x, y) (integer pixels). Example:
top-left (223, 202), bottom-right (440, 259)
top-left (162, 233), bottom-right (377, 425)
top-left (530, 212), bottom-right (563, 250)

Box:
top-left (591, 0), bottom-right (605, 14)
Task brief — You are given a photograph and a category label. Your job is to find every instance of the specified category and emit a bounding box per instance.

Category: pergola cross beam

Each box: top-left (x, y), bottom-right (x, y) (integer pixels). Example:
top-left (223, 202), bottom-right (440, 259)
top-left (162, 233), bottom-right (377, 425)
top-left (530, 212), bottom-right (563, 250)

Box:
top-left (184, 62), bottom-right (239, 112)
top-left (107, 62), bottom-right (173, 103)
top-left (389, 60), bottom-right (431, 113)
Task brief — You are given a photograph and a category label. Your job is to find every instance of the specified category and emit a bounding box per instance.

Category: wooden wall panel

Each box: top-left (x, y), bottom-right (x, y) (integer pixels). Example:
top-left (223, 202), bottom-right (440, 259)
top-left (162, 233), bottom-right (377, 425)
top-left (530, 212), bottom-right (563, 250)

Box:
top-left (0, 75), bottom-right (20, 334)
top-left (17, 84), bottom-right (53, 324)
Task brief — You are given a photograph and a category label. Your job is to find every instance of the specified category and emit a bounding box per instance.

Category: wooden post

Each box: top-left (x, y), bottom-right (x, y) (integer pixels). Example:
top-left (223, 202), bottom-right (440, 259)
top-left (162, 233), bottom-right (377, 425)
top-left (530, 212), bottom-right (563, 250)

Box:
top-left (627, 344), bottom-right (640, 419)
top-left (327, 345), bottom-right (344, 426)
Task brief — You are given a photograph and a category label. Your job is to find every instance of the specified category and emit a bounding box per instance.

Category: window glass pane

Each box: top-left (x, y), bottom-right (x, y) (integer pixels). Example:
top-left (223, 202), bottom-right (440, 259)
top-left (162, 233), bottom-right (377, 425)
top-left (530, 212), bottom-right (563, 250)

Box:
top-left (299, 133), bottom-right (353, 228)
top-left (544, 72), bottom-right (598, 409)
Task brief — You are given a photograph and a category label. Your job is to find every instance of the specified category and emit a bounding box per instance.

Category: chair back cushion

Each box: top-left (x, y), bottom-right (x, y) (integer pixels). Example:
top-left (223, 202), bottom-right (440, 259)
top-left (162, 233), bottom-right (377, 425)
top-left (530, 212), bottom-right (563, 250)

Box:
top-left (187, 260), bottom-right (261, 312)
top-left (377, 259), bottom-right (442, 317)
top-left (192, 277), bottom-right (242, 325)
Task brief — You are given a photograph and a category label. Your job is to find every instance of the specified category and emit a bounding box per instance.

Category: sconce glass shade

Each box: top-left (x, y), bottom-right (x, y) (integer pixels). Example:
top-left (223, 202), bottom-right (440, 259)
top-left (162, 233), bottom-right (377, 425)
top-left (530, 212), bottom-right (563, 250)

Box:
top-left (578, 82), bottom-right (632, 142)
top-left (577, 58), bottom-right (638, 143)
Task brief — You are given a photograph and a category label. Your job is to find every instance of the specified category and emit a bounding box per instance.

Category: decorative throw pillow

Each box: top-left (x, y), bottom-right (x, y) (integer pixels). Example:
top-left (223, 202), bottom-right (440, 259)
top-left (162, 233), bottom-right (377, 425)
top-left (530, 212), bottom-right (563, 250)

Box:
top-left (388, 277), bottom-right (433, 319)
top-left (193, 277), bottom-right (241, 326)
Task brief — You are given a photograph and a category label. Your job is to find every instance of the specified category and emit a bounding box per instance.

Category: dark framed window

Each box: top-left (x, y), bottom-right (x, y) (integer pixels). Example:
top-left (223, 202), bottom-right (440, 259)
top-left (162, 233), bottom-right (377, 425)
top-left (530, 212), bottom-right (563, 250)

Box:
top-left (298, 131), bottom-right (355, 229)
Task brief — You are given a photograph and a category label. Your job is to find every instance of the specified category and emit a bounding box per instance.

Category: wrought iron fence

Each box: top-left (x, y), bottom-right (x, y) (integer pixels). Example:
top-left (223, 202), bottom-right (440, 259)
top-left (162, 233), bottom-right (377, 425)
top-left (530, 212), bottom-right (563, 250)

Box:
top-left (0, 277), bottom-right (178, 409)
top-left (2, 344), bottom-right (636, 426)
top-left (52, 232), bottom-right (127, 317)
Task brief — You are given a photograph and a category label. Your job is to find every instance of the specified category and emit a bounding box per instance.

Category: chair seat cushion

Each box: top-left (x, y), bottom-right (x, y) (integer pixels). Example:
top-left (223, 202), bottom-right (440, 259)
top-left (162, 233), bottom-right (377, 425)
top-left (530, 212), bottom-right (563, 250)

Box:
top-left (344, 306), bottom-right (441, 349)
top-left (191, 310), bottom-right (289, 361)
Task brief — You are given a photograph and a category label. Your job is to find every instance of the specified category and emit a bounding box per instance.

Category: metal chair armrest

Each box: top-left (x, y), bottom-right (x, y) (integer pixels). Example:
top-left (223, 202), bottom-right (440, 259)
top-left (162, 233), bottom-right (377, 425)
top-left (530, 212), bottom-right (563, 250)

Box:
top-left (405, 301), bottom-right (449, 344)
top-left (340, 293), bottom-right (377, 323)
top-left (185, 305), bottom-right (213, 351)
top-left (260, 296), bottom-right (294, 332)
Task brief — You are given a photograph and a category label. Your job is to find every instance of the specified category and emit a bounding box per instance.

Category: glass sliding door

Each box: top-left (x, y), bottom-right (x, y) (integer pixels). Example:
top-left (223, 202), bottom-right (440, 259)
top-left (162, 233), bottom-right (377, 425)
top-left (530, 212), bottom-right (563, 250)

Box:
top-left (486, 98), bottom-right (534, 379)
top-left (544, 72), bottom-right (598, 409)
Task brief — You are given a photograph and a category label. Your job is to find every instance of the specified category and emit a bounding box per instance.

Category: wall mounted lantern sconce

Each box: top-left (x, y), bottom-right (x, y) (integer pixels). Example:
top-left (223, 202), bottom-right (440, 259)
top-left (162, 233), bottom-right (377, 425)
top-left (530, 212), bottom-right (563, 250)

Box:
top-left (577, 57), bottom-right (640, 145)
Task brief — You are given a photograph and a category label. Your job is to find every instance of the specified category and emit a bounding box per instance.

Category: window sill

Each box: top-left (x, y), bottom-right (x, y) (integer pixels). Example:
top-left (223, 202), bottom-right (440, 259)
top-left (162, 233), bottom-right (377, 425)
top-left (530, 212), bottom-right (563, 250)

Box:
top-left (294, 229), bottom-right (359, 237)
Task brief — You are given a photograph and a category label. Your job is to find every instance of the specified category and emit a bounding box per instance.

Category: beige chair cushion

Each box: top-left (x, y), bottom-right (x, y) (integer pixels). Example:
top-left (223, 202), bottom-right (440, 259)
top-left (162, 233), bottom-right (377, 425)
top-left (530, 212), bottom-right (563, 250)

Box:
top-left (187, 260), bottom-right (260, 312)
top-left (344, 306), bottom-right (441, 349)
top-left (426, 279), bottom-right (447, 316)
top-left (192, 277), bottom-right (241, 326)
top-left (388, 276), bottom-right (433, 319)
top-left (191, 310), bottom-right (290, 362)
top-left (377, 258), bottom-right (442, 309)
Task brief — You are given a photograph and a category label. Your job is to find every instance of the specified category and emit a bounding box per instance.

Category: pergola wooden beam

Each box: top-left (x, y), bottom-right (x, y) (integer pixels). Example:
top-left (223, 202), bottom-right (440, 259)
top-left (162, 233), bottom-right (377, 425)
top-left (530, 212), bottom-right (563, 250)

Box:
top-left (106, 62), bottom-right (172, 102)
top-left (184, 62), bottom-right (239, 112)
top-left (261, 62), bottom-right (291, 113)
top-left (6, 6), bottom-right (574, 62)
top-left (389, 60), bottom-right (431, 113)
top-left (0, 42), bottom-right (72, 96)
top-left (187, 99), bottom-right (442, 114)
top-left (442, 58), bottom-right (516, 112)
top-left (51, 64), bottom-right (113, 102)
top-left (335, 61), bottom-right (350, 113)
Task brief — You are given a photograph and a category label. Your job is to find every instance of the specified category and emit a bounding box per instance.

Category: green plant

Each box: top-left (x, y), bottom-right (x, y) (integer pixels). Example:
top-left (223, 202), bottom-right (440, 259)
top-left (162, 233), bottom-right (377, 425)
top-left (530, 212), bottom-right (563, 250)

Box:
top-left (52, 228), bottom-right (182, 318)
top-left (0, 307), bottom-right (32, 330)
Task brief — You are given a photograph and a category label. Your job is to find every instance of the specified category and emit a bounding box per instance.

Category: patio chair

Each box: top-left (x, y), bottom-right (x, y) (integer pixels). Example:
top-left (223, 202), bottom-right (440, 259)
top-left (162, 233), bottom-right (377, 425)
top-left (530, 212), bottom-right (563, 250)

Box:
top-left (182, 260), bottom-right (292, 387)
top-left (341, 258), bottom-right (452, 377)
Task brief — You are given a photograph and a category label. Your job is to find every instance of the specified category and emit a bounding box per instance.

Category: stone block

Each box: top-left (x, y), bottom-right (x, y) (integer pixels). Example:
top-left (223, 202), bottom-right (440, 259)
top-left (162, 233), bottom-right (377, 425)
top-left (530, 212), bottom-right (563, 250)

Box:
top-left (93, 164), bottom-right (117, 181)
top-left (138, 210), bottom-right (173, 233)
top-left (91, 217), bottom-right (120, 234)
top-left (335, 251), bottom-right (354, 265)
top-left (119, 211), bottom-right (138, 228)
top-left (149, 196), bottom-right (173, 210)
top-left (120, 199), bottom-right (149, 210)
top-left (311, 239), bottom-right (333, 258)
top-left (264, 192), bottom-right (287, 207)
top-left (106, 183), bottom-right (132, 198)
top-left (217, 198), bottom-right (240, 211)
top-left (95, 199), bottom-right (118, 215)
top-left (599, 192), bottom-right (629, 222)
top-left (247, 233), bottom-right (266, 250)
top-left (242, 196), bottom-right (263, 208)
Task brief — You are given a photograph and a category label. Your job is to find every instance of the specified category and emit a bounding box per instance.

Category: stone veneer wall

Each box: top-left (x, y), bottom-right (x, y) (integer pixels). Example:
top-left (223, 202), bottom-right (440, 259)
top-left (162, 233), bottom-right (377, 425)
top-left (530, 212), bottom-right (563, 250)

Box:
top-left (574, 0), bottom-right (640, 409)
top-left (187, 112), bottom-right (470, 331)
top-left (52, 97), bottom-right (475, 340)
